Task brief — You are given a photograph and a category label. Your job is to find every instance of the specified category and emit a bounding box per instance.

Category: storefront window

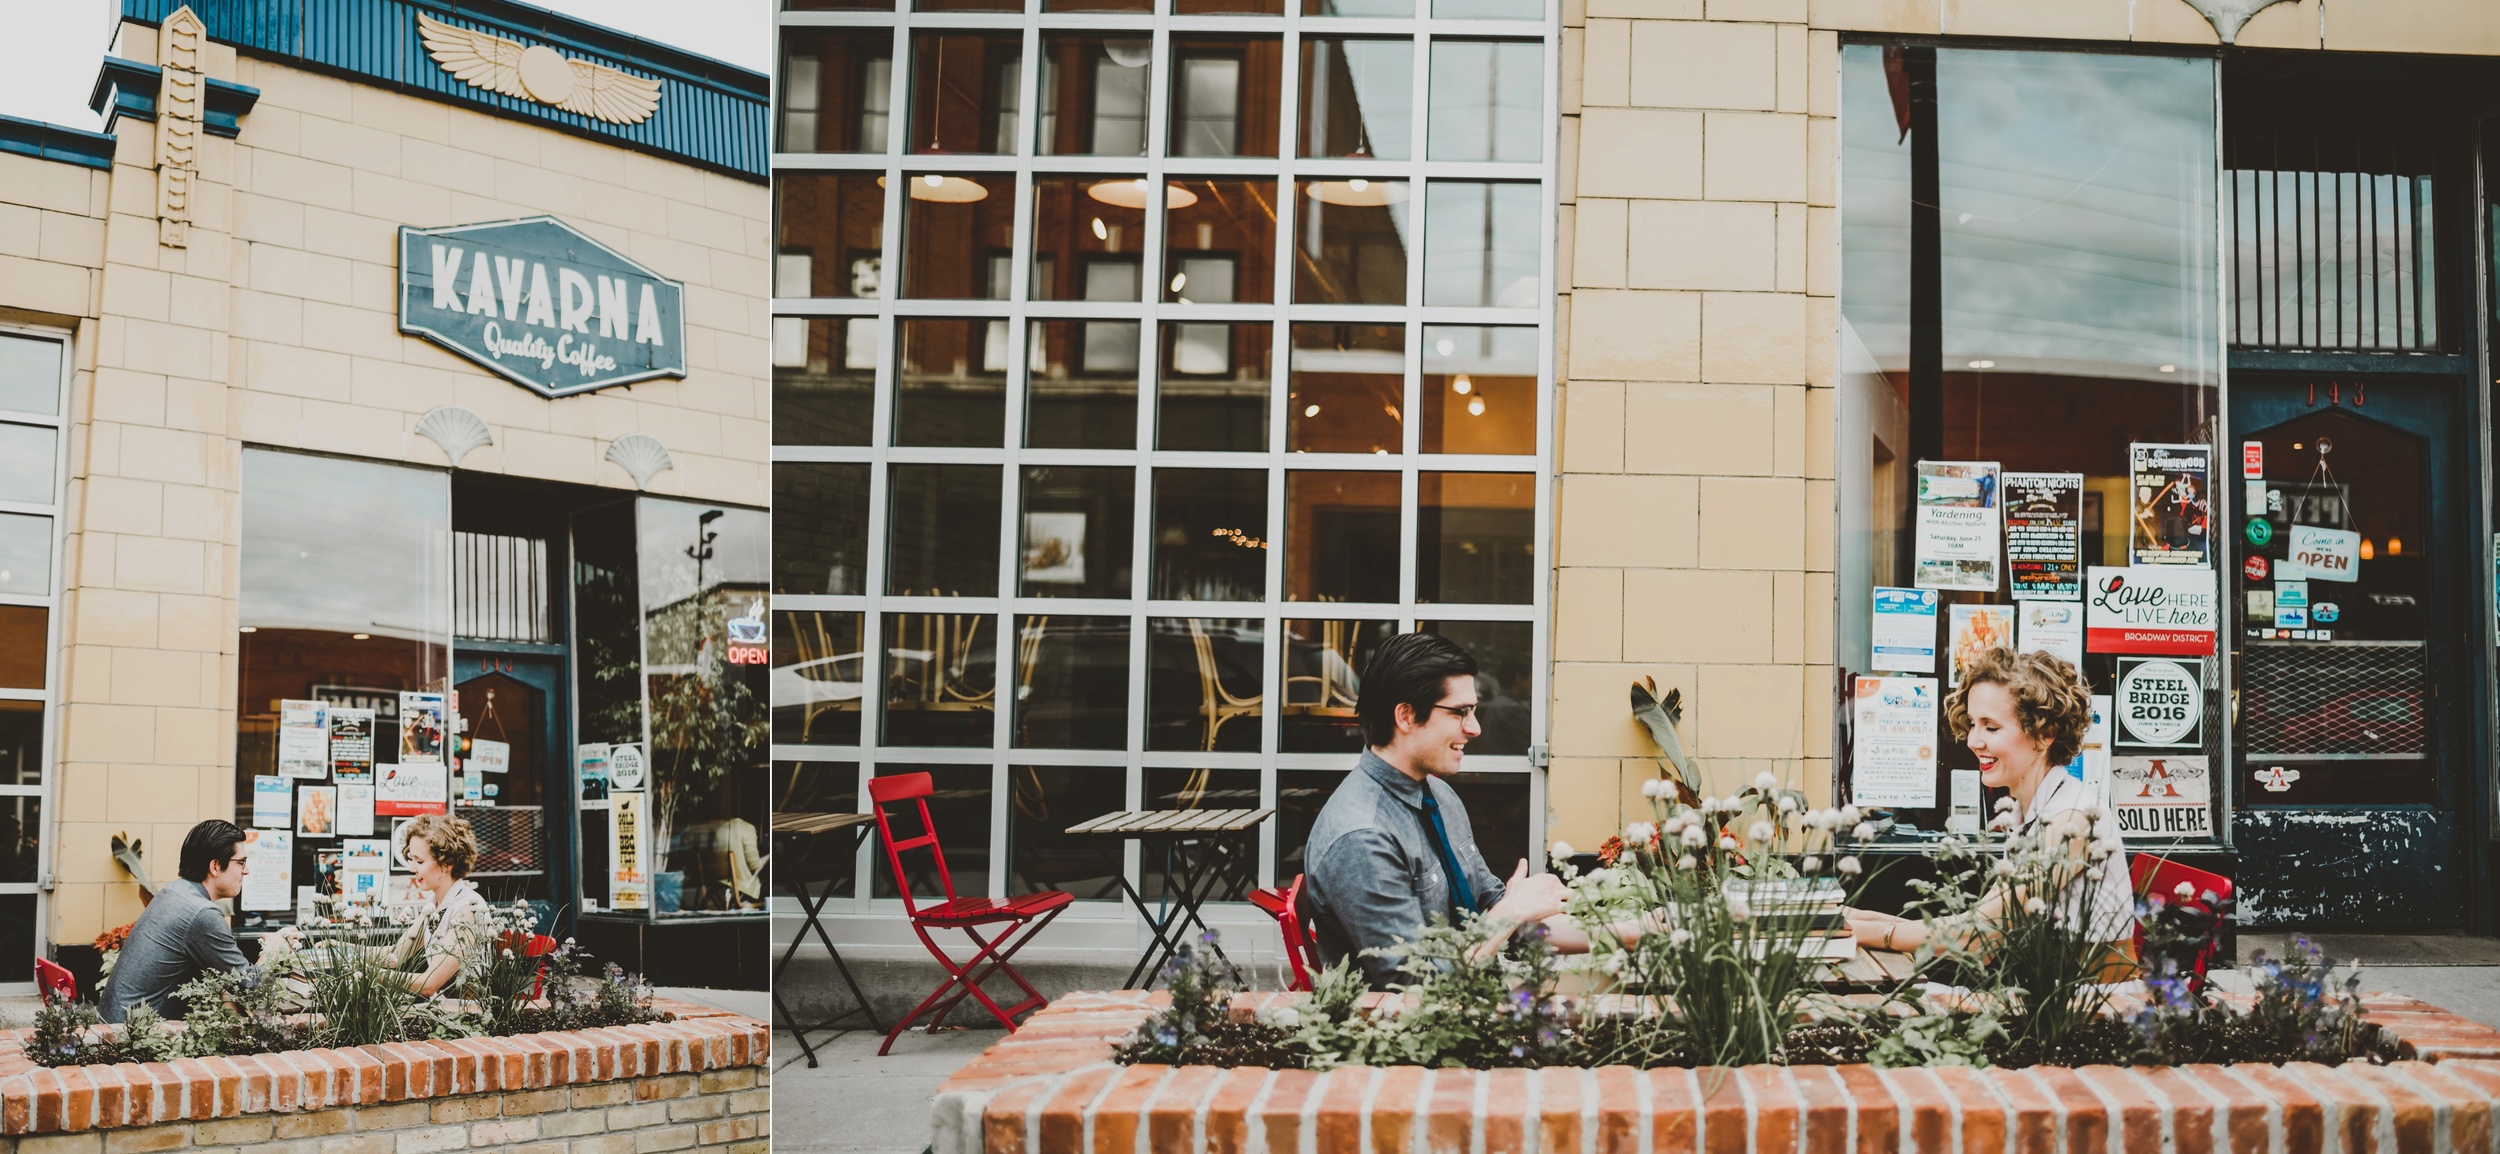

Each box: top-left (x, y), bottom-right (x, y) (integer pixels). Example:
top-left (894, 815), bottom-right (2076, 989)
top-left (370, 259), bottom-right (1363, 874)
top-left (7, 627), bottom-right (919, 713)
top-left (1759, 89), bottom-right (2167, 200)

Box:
top-left (1158, 321), bottom-right (1274, 450)
top-left (1281, 618), bottom-right (1394, 752)
top-left (773, 316), bottom-right (879, 446)
top-left (1417, 472), bottom-right (1535, 604)
top-left (1033, 177), bottom-right (1149, 302)
top-left (1148, 618), bottom-right (1264, 751)
top-left (908, 33), bottom-right (1021, 154)
top-left (773, 463), bottom-right (871, 596)
top-left (1170, 38), bottom-right (1283, 158)
top-left (887, 463), bottom-right (1003, 595)
top-left (1422, 324), bottom-right (1536, 454)
top-left (1423, 181), bottom-right (1539, 308)
top-left (0, 330), bottom-right (59, 981)
top-left (636, 501), bottom-right (768, 918)
top-left (774, 612), bottom-right (864, 745)
top-left (1285, 471), bottom-right (1400, 601)
top-left (1152, 469), bottom-right (1269, 600)
top-left (896, 318), bottom-right (1009, 445)
top-left (776, 173), bottom-right (885, 300)
top-left (1027, 320), bottom-right (1141, 447)
top-left (900, 174), bottom-right (1016, 298)
top-left (1164, 180), bottom-right (1278, 305)
top-left (1008, 765), bottom-right (1124, 900)
top-left (780, 28), bottom-right (893, 153)
top-left (1426, 41), bottom-right (1540, 162)
top-left (1288, 323), bottom-right (1404, 454)
top-left (0, 517), bottom-right (47, 599)
top-left (1040, 36), bottom-right (1154, 157)
top-left (1014, 617), bottom-right (1130, 748)
top-left (1296, 182), bottom-right (1409, 304)
top-left (1301, 38), bottom-right (1411, 160)
top-left (1020, 466), bottom-right (1135, 598)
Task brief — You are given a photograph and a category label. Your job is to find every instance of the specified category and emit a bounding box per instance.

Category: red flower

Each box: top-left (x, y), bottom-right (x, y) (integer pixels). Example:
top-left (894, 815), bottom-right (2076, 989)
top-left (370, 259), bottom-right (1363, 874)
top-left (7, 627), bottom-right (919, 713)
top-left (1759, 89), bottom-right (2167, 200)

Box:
top-left (1597, 835), bottom-right (1625, 866)
top-left (94, 922), bottom-right (134, 953)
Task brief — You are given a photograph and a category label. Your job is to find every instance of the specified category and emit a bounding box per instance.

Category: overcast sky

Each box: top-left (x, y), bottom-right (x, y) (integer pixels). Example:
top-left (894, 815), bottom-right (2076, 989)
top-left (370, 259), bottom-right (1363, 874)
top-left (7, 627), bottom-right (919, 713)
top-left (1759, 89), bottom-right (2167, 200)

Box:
top-left (0, 0), bottom-right (770, 131)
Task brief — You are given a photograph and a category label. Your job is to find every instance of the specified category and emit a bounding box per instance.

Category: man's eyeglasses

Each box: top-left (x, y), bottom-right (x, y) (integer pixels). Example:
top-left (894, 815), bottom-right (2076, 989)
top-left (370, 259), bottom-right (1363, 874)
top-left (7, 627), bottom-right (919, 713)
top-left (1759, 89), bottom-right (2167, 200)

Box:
top-left (1428, 703), bottom-right (1478, 720)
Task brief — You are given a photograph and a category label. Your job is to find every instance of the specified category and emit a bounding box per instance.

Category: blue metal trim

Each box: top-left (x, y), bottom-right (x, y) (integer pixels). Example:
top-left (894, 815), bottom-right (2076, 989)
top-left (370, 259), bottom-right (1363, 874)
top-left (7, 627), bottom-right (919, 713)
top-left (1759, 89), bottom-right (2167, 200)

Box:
top-left (89, 57), bottom-right (261, 139)
top-left (118, 0), bottom-right (766, 181)
top-left (0, 114), bottom-right (116, 172)
top-left (206, 79), bottom-right (261, 138)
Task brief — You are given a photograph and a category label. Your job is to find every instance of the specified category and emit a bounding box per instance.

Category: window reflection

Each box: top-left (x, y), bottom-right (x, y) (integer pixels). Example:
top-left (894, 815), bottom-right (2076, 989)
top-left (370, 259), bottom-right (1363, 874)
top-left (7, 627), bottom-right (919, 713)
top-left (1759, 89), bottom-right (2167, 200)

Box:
top-left (1158, 322), bottom-right (1273, 451)
top-left (1014, 616), bottom-right (1130, 748)
top-left (772, 317), bottom-right (879, 446)
top-left (1148, 619), bottom-right (1264, 751)
top-left (1284, 472), bottom-right (1400, 602)
top-left (1027, 320), bottom-right (1141, 449)
top-left (0, 700), bottom-right (41, 784)
top-left (774, 761), bottom-right (858, 903)
top-left (1170, 38), bottom-right (1282, 158)
top-left (1276, 767), bottom-right (1338, 878)
top-left (0, 606), bottom-right (43, 691)
top-left (1020, 465), bottom-right (1134, 598)
top-left (1434, 0), bottom-right (1541, 17)
top-left (1179, 0), bottom-right (1283, 14)
top-left (882, 613), bottom-right (998, 746)
top-left (1049, 0), bottom-right (1150, 12)
top-left (0, 515), bottom-right (49, 598)
top-left (871, 765), bottom-right (989, 899)
top-left (779, 28), bottom-right (893, 153)
top-left (1419, 619), bottom-right (1531, 755)
top-left (1449, 773), bottom-right (1530, 873)
top-left (1165, 179), bottom-right (1278, 305)
top-left (1420, 325), bottom-right (1535, 455)
top-left (909, 34), bottom-right (1022, 153)
top-left (772, 614), bottom-right (865, 744)
top-left (886, 463), bottom-right (1002, 595)
top-left (0, 333), bottom-right (62, 418)
top-left (897, 318), bottom-right (1008, 446)
top-left (1416, 472), bottom-right (1533, 604)
top-left (900, 173), bottom-right (1015, 298)
top-left (1427, 41), bottom-right (1540, 162)
top-left (773, 464), bottom-right (872, 595)
top-left (1288, 323), bottom-right (1404, 454)
top-left (0, 797), bottom-right (37, 885)
top-left (775, 173), bottom-right (885, 299)
top-left (638, 500), bottom-right (771, 917)
top-left (1305, 0), bottom-right (1412, 16)
top-left (1423, 181), bottom-right (1539, 307)
top-left (1152, 469), bottom-right (1268, 601)
top-left (1280, 618), bottom-right (1394, 752)
top-left (1009, 766), bottom-right (1124, 901)
top-left (1300, 38), bottom-right (1411, 160)
top-left (1295, 181), bottom-right (1409, 304)
top-left (1033, 177), bottom-right (1147, 302)
top-left (1040, 36), bottom-right (1154, 157)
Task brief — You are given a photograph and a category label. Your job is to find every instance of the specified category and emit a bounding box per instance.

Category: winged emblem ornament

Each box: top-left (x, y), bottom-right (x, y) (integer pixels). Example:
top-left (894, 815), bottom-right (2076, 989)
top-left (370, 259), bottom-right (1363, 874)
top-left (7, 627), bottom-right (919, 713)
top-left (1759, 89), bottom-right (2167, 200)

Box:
top-left (417, 13), bottom-right (663, 125)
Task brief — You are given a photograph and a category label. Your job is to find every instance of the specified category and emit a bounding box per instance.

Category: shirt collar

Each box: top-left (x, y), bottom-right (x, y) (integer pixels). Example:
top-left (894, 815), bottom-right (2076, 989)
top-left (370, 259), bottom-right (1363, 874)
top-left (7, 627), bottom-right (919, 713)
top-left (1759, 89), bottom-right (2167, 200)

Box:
top-left (1358, 749), bottom-right (1429, 808)
top-left (2022, 770), bottom-right (2080, 829)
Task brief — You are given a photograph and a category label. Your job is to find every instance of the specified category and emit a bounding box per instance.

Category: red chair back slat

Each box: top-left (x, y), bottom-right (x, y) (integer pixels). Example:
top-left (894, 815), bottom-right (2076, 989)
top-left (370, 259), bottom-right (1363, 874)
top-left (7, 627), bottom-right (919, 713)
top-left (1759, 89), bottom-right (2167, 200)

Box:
top-left (34, 957), bottom-right (75, 1006)
top-left (1251, 874), bottom-right (1320, 992)
top-left (868, 772), bottom-right (957, 915)
top-left (2131, 854), bottom-right (2233, 982)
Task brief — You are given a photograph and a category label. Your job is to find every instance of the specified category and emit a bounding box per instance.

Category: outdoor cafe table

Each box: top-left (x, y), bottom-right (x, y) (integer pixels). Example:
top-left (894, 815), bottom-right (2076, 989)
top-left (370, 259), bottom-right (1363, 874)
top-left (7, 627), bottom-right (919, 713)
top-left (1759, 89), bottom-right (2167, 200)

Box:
top-left (770, 810), bottom-right (882, 1068)
top-left (1067, 807), bottom-right (1274, 989)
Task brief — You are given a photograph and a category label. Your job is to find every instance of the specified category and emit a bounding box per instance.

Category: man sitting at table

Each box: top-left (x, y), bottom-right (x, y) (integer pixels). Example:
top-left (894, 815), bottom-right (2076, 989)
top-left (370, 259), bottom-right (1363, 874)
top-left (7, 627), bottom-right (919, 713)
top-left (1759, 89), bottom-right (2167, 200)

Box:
top-left (102, 821), bottom-right (292, 1022)
top-left (1305, 633), bottom-right (1576, 989)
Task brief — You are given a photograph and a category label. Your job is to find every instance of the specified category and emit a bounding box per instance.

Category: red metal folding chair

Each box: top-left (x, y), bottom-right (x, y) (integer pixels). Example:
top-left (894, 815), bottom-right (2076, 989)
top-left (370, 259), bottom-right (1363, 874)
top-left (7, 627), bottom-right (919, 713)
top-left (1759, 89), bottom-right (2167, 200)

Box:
top-left (34, 957), bottom-right (75, 1006)
top-left (2130, 853), bottom-right (2233, 985)
top-left (1247, 873), bottom-right (1318, 992)
top-left (869, 771), bottom-right (1073, 1055)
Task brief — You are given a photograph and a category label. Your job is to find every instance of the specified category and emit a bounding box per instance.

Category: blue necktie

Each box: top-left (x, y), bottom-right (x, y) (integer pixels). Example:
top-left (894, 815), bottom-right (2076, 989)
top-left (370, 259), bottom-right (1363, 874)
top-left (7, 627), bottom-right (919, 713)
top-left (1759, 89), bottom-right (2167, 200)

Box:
top-left (1420, 790), bottom-right (1478, 915)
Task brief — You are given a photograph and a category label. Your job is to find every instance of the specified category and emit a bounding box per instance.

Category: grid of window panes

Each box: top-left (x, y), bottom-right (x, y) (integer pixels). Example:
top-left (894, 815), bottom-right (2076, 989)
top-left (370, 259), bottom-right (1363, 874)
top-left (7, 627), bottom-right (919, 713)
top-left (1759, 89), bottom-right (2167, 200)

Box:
top-left (0, 329), bottom-right (68, 986)
top-left (771, 0), bottom-right (1556, 917)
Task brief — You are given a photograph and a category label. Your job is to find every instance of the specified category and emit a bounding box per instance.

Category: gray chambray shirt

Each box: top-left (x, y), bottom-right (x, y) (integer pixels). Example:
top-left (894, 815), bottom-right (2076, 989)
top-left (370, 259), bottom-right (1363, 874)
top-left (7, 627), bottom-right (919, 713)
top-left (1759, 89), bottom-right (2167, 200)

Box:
top-left (1305, 751), bottom-right (1507, 990)
top-left (99, 879), bottom-right (253, 1023)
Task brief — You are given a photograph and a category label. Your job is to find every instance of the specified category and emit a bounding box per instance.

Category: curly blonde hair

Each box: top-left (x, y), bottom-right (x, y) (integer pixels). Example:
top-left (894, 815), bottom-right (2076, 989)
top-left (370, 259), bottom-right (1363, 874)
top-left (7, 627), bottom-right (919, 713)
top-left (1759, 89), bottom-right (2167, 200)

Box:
top-left (1945, 647), bottom-right (2094, 768)
top-left (402, 813), bottom-right (478, 880)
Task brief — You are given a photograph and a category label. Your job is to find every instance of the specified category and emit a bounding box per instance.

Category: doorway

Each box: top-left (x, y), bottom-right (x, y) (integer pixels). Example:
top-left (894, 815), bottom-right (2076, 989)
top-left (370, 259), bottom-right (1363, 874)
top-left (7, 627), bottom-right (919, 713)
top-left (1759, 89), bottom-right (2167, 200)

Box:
top-left (2228, 375), bottom-right (2474, 927)
top-left (451, 655), bottom-right (573, 921)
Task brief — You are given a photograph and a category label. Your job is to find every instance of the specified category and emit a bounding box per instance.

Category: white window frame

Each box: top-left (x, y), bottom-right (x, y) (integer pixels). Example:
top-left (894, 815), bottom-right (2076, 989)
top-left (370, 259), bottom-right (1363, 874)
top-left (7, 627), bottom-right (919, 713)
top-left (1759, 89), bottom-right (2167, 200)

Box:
top-left (0, 321), bottom-right (75, 994)
top-left (771, 0), bottom-right (1561, 952)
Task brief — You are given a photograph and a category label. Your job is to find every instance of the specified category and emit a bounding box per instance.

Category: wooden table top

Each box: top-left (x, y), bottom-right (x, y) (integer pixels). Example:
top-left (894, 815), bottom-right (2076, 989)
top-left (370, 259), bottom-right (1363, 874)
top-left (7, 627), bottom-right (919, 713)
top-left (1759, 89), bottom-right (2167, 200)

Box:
top-left (771, 811), bottom-right (873, 836)
top-left (1066, 808), bottom-right (1276, 836)
top-left (1827, 946), bottom-right (1919, 987)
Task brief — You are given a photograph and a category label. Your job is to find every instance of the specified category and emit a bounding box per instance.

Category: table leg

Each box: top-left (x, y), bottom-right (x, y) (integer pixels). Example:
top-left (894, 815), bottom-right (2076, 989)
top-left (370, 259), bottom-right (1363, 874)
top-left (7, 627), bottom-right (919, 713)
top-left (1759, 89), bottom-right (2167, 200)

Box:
top-left (771, 826), bottom-right (885, 1068)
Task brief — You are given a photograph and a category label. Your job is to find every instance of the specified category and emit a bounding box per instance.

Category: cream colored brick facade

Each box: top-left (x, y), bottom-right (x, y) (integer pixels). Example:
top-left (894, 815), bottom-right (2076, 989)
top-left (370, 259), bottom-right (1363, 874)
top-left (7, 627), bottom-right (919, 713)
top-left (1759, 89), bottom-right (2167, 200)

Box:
top-left (15, 15), bottom-right (766, 948)
top-left (1548, 0), bottom-right (2500, 849)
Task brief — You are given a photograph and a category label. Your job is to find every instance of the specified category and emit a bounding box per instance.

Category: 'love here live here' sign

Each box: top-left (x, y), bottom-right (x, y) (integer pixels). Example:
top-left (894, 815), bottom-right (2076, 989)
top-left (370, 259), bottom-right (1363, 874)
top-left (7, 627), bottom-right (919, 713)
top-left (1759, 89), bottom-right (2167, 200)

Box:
top-left (398, 217), bottom-right (685, 398)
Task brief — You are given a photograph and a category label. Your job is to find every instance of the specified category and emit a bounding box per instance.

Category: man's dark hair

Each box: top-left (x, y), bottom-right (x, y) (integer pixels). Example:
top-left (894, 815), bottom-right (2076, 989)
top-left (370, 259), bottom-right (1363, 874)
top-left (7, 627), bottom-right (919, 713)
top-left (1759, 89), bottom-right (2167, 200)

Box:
top-left (178, 820), bottom-right (248, 883)
top-left (1355, 632), bottom-right (1479, 747)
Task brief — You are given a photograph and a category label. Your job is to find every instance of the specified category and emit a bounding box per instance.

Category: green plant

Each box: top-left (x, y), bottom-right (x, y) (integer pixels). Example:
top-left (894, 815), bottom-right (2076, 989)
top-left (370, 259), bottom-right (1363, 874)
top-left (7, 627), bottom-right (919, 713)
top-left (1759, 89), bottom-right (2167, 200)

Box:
top-left (25, 1000), bottom-right (119, 1067)
top-left (171, 967), bottom-right (314, 1058)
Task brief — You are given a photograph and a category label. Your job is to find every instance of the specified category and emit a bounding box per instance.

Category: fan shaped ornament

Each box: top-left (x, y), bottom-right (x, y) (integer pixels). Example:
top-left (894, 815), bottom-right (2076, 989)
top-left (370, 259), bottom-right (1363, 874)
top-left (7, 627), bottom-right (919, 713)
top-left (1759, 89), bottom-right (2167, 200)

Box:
top-left (605, 434), bottom-right (675, 489)
top-left (417, 13), bottom-right (663, 125)
top-left (2183, 0), bottom-right (2295, 43)
top-left (414, 405), bottom-right (494, 468)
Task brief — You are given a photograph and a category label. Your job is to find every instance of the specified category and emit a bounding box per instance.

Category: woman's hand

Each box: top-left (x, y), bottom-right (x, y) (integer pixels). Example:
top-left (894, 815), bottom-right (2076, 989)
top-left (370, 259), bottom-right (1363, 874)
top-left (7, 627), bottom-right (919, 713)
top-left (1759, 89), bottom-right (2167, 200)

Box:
top-left (1843, 907), bottom-right (1913, 950)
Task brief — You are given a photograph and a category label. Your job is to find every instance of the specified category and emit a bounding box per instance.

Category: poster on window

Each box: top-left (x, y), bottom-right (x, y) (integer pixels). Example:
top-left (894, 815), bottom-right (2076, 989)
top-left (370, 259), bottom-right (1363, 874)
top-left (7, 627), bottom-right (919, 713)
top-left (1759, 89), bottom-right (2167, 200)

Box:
top-left (375, 760), bottom-right (447, 817)
top-left (240, 829), bottom-right (293, 912)
top-left (1870, 587), bottom-right (1939, 674)
top-left (278, 699), bottom-right (329, 779)
top-left (608, 743), bottom-right (647, 791)
top-left (390, 818), bottom-right (417, 871)
top-left (2019, 601), bottom-right (2085, 668)
top-left (2085, 566), bottom-right (2219, 656)
top-left (2115, 657), bottom-right (2203, 749)
top-left (2129, 444), bottom-right (2212, 566)
top-left (1022, 512), bottom-right (1088, 585)
top-left (578, 743), bottom-right (612, 811)
top-left (252, 775), bottom-right (290, 828)
top-left (338, 783), bottom-right (375, 836)
top-left (397, 692), bottom-right (446, 765)
top-left (2004, 473), bottom-right (2084, 600)
top-left (1849, 675), bottom-right (1938, 808)
top-left (327, 708), bottom-right (376, 784)
top-left (296, 785), bottom-right (337, 838)
top-left (2111, 755), bottom-right (2214, 840)
top-left (1914, 461), bottom-right (2002, 591)
top-left (1947, 603), bottom-right (2017, 688)
top-left (610, 791), bottom-right (648, 910)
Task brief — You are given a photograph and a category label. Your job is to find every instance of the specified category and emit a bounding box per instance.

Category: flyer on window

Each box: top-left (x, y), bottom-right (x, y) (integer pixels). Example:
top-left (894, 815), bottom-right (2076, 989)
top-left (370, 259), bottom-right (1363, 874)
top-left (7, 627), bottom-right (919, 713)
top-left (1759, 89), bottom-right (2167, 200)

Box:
top-left (397, 691), bottom-right (447, 765)
top-left (240, 829), bottom-right (293, 912)
top-left (1947, 603), bottom-right (2017, 687)
top-left (1849, 675), bottom-right (1938, 808)
top-left (342, 837), bottom-right (389, 873)
top-left (578, 743), bottom-right (612, 811)
top-left (1913, 461), bottom-right (2002, 591)
top-left (375, 760), bottom-right (447, 817)
top-left (2129, 443), bottom-right (2212, 566)
top-left (252, 775), bottom-right (290, 828)
top-left (2003, 472), bottom-right (2084, 600)
top-left (2111, 755), bottom-right (2214, 840)
top-left (327, 707), bottom-right (376, 784)
top-left (338, 783), bottom-right (375, 836)
top-left (1870, 587), bottom-right (1939, 674)
top-left (278, 698), bottom-right (329, 779)
top-left (610, 791), bottom-right (648, 910)
top-left (296, 784), bottom-right (337, 838)
top-left (2019, 601), bottom-right (2085, 668)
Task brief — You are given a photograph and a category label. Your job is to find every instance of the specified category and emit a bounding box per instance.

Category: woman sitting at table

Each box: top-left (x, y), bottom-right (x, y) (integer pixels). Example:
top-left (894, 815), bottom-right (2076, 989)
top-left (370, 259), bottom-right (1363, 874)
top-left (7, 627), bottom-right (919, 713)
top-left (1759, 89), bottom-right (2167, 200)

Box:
top-left (1843, 648), bottom-right (2136, 973)
top-left (388, 813), bottom-right (494, 997)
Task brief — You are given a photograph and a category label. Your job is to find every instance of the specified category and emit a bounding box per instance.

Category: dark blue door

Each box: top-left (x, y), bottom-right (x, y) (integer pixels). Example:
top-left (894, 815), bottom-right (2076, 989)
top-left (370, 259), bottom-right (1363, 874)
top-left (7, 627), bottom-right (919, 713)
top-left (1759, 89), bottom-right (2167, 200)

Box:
top-left (454, 651), bottom-right (577, 931)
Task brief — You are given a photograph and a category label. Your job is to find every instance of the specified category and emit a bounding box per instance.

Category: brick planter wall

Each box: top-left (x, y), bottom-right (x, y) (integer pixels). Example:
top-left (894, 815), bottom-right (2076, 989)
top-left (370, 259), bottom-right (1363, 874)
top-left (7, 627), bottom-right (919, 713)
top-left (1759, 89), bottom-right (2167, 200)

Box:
top-left (0, 1000), bottom-right (768, 1154)
top-left (933, 991), bottom-right (2500, 1154)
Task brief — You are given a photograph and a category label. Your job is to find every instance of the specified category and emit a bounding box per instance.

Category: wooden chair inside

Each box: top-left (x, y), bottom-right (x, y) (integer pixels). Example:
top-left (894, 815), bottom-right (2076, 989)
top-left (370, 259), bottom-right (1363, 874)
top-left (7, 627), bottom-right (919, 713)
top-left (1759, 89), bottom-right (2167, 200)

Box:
top-left (1188, 618), bottom-right (1261, 751)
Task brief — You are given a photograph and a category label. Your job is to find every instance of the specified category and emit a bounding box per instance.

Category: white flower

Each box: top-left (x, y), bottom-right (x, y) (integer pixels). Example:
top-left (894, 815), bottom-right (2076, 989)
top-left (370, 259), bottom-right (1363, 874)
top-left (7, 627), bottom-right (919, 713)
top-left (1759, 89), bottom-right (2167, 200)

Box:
top-left (1776, 795), bottom-right (1799, 814)
top-left (1726, 892), bottom-right (1752, 922)
top-left (2087, 839), bottom-right (2115, 861)
top-left (1699, 796), bottom-right (1722, 815)
top-left (1748, 821), bottom-right (1775, 844)
top-left (2023, 897), bottom-right (2047, 915)
top-left (1549, 840), bottom-right (1577, 864)
top-left (1682, 825), bottom-right (1708, 849)
top-left (1989, 815), bottom-right (2015, 832)
top-left (1669, 928), bottom-right (1692, 947)
top-left (1718, 836), bottom-right (1740, 852)
top-left (1626, 822), bottom-right (1657, 845)
top-left (1755, 771), bottom-right (1779, 793)
top-left (1639, 779), bottom-right (1661, 799)
top-left (1992, 860), bottom-right (2016, 878)
top-left (1840, 806), bottom-right (1862, 827)
top-left (1663, 813), bottom-right (1690, 835)
top-left (2174, 881), bottom-right (2195, 900)
top-left (1852, 822), bottom-right (1877, 842)
top-left (1604, 951), bottom-right (1626, 975)
top-left (1677, 854), bottom-right (1698, 871)
top-left (2084, 867), bottom-right (2104, 882)
top-left (1994, 796), bottom-right (2019, 814)
top-left (1837, 856), bottom-right (1862, 876)
top-left (1802, 855), bottom-right (1821, 873)
top-left (2085, 805), bottom-right (2107, 822)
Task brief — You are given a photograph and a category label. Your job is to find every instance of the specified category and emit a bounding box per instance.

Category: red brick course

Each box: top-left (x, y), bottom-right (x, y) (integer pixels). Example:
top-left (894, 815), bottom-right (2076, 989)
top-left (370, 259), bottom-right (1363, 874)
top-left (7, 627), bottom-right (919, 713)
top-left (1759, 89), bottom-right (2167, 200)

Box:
top-left (932, 989), bottom-right (2500, 1154)
top-left (0, 997), bottom-right (763, 1136)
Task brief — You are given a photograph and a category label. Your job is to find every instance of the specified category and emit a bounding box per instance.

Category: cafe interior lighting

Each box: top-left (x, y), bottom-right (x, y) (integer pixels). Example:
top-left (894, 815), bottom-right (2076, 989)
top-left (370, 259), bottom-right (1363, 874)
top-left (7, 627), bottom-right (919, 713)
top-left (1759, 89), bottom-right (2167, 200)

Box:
top-left (1468, 396), bottom-right (1486, 416)
top-left (1306, 177), bottom-right (1408, 207)
top-left (2389, 537), bottom-right (2403, 556)
top-left (238, 626), bottom-right (257, 633)
top-left (1452, 373), bottom-right (1473, 395)
top-left (1967, 359), bottom-right (1995, 369)
top-left (879, 173), bottom-right (990, 203)
top-left (1087, 178), bottom-right (1198, 210)
top-left (1091, 217), bottom-right (1108, 240)
top-left (1303, 404), bottom-right (1321, 417)
top-left (2360, 539), bottom-right (2376, 560)
top-left (352, 632), bottom-right (373, 640)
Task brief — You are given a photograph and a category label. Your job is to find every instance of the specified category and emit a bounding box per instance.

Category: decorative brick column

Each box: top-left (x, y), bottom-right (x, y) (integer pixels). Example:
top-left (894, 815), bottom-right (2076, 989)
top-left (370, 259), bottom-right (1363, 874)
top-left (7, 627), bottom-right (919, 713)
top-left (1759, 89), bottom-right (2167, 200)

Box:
top-left (933, 991), bottom-right (2500, 1154)
top-left (0, 1001), bottom-right (767, 1152)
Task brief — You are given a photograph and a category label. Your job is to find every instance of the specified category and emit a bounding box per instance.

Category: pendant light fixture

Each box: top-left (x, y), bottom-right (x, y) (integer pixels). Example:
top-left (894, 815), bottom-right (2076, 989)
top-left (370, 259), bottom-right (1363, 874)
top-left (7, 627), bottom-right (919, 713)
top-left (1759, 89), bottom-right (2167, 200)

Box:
top-left (1305, 175), bottom-right (1407, 207)
top-left (880, 173), bottom-right (991, 203)
top-left (1085, 177), bottom-right (1199, 210)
